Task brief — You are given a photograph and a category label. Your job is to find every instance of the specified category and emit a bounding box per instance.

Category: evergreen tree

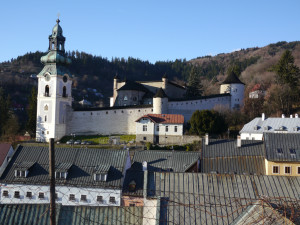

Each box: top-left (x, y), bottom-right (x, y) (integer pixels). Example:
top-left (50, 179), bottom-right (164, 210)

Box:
top-left (186, 67), bottom-right (203, 98)
top-left (26, 87), bottom-right (37, 136)
top-left (0, 88), bottom-right (10, 136)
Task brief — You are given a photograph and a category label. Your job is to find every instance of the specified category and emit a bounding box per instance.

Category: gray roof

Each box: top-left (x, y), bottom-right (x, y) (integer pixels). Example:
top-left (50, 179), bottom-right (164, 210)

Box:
top-left (122, 170), bottom-right (144, 196)
top-left (264, 133), bottom-right (300, 162)
top-left (240, 117), bottom-right (300, 134)
top-left (202, 139), bottom-right (265, 175)
top-left (147, 172), bottom-right (300, 225)
top-left (0, 145), bottom-right (128, 189)
top-left (132, 150), bottom-right (201, 172)
top-left (0, 204), bottom-right (143, 225)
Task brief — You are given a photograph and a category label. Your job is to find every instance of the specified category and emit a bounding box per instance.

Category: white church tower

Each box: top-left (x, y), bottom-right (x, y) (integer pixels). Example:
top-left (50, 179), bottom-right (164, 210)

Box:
top-left (36, 19), bottom-right (72, 142)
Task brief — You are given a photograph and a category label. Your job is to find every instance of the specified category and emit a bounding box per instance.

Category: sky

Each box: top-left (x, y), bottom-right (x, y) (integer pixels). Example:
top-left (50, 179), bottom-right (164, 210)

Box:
top-left (1, 0), bottom-right (300, 63)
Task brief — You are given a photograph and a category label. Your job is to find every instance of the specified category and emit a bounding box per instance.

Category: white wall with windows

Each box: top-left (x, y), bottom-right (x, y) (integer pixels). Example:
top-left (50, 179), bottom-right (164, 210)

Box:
top-left (0, 184), bottom-right (121, 206)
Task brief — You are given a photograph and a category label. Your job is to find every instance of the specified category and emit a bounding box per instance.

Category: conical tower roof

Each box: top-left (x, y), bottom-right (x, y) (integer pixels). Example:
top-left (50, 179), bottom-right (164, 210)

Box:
top-left (154, 88), bottom-right (168, 98)
top-left (222, 73), bottom-right (244, 85)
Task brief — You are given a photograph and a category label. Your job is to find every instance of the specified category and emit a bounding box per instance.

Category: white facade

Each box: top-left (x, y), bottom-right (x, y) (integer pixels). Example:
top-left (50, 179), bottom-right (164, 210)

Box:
top-left (36, 74), bottom-right (72, 141)
top-left (0, 184), bottom-right (121, 206)
top-left (220, 83), bottom-right (244, 109)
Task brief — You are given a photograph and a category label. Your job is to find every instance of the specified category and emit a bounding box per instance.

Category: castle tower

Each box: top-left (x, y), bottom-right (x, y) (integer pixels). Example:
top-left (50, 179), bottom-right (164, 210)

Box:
top-left (153, 88), bottom-right (168, 114)
top-left (36, 19), bottom-right (72, 142)
top-left (220, 73), bottom-right (245, 110)
top-left (162, 73), bottom-right (168, 90)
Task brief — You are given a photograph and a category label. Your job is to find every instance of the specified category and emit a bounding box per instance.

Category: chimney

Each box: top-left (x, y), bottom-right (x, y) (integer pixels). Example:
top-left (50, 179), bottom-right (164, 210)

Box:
top-left (237, 135), bottom-right (241, 148)
top-left (290, 115), bottom-right (293, 118)
top-left (142, 161), bottom-right (147, 171)
top-left (295, 114), bottom-right (299, 118)
top-left (262, 113), bottom-right (265, 121)
top-left (205, 133), bottom-right (209, 145)
top-left (282, 114), bottom-right (285, 118)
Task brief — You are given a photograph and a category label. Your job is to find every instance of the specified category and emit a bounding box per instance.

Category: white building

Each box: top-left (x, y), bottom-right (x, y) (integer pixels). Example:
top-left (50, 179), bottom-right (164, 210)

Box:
top-left (36, 19), bottom-right (245, 142)
top-left (0, 146), bottom-right (131, 206)
top-left (240, 113), bottom-right (300, 140)
top-left (135, 113), bottom-right (184, 144)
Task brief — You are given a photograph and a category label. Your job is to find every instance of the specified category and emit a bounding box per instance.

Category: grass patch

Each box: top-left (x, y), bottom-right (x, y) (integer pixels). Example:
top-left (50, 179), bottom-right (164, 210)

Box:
top-left (60, 135), bottom-right (136, 144)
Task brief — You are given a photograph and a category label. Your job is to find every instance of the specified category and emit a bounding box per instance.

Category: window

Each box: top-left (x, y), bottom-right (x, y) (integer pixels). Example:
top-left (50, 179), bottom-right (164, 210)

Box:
top-left (2, 190), bottom-right (8, 197)
top-left (44, 105), bottom-right (48, 111)
top-left (38, 192), bottom-right (45, 199)
top-left (69, 194), bottom-right (75, 201)
top-left (45, 115), bottom-right (47, 122)
top-left (45, 85), bottom-right (50, 97)
top-left (298, 167), bottom-right (300, 175)
top-left (143, 137), bottom-right (147, 141)
top-left (109, 196), bottom-right (116, 204)
top-left (15, 170), bottom-right (26, 178)
top-left (95, 173), bottom-right (107, 181)
top-left (62, 86), bottom-right (67, 97)
top-left (55, 172), bottom-right (66, 179)
top-left (81, 195), bottom-right (87, 202)
top-left (129, 203), bottom-right (136, 206)
top-left (14, 191), bottom-right (20, 198)
top-left (272, 166), bottom-right (279, 174)
top-left (124, 96), bottom-right (128, 101)
top-left (97, 196), bottom-right (103, 203)
top-left (285, 166), bottom-right (291, 174)
top-left (166, 126), bottom-right (169, 132)
top-left (277, 148), bottom-right (283, 156)
top-left (26, 192), bottom-right (32, 198)
top-left (47, 131), bottom-right (49, 134)
top-left (143, 125), bottom-right (147, 132)
top-left (156, 126), bottom-right (159, 132)
top-left (290, 149), bottom-right (296, 159)
top-left (174, 126), bottom-right (178, 132)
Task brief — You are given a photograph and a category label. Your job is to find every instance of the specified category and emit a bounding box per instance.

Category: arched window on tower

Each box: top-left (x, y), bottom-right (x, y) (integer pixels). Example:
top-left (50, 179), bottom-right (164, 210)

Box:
top-left (44, 115), bottom-right (47, 122)
top-left (63, 86), bottom-right (67, 97)
top-left (45, 85), bottom-right (50, 97)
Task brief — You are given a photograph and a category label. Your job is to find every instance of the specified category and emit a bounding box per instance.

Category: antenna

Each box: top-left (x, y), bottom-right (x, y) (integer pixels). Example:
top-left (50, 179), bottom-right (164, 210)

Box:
top-left (57, 12), bottom-right (60, 19)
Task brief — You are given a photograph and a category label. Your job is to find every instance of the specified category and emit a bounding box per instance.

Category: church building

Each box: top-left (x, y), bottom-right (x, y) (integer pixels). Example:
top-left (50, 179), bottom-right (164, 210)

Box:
top-left (36, 20), bottom-right (245, 142)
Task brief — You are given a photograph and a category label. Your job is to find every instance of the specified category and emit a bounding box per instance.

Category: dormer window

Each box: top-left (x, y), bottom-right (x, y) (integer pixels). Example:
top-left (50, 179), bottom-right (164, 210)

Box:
top-left (277, 148), bottom-right (283, 156)
top-left (94, 165), bottom-right (110, 182)
top-left (55, 163), bottom-right (72, 179)
top-left (15, 162), bottom-right (35, 178)
top-left (290, 149), bottom-right (296, 159)
top-left (124, 96), bottom-right (128, 101)
top-left (15, 170), bottom-right (26, 177)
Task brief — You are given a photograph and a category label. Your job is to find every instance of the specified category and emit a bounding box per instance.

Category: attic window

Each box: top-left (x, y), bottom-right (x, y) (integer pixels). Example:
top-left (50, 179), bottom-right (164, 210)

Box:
top-left (97, 195), bottom-right (103, 203)
top-left (124, 96), bottom-right (128, 101)
top-left (94, 173), bottom-right (107, 181)
top-left (277, 148), bottom-right (283, 156)
top-left (55, 172), bottom-right (67, 179)
top-left (38, 192), bottom-right (45, 199)
top-left (26, 192), bottom-right (32, 199)
top-left (15, 170), bottom-right (26, 178)
top-left (55, 163), bottom-right (72, 179)
top-left (290, 149), bottom-right (296, 158)
top-left (264, 126), bottom-right (269, 131)
top-left (2, 190), bottom-right (8, 197)
top-left (109, 196), bottom-right (116, 204)
top-left (80, 195), bottom-right (87, 202)
top-left (14, 191), bottom-right (20, 199)
top-left (69, 194), bottom-right (75, 201)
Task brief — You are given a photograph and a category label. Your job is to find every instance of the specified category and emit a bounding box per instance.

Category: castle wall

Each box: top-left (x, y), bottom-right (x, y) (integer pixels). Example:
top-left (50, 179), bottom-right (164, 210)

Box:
top-left (67, 107), bottom-right (154, 135)
top-left (168, 95), bottom-right (231, 122)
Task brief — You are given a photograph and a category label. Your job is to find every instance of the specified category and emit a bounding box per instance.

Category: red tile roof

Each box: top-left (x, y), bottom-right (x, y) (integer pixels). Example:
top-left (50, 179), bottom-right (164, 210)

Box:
top-left (136, 114), bottom-right (184, 124)
top-left (0, 143), bottom-right (12, 166)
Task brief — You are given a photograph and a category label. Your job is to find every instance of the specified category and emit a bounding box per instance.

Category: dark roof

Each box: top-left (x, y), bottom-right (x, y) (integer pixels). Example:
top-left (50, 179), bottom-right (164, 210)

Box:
top-left (122, 170), bottom-right (144, 197)
top-left (153, 88), bottom-right (168, 98)
top-left (0, 145), bottom-right (128, 189)
top-left (136, 114), bottom-right (184, 124)
top-left (202, 139), bottom-right (265, 175)
top-left (222, 73), bottom-right (245, 85)
top-left (0, 143), bottom-right (12, 166)
top-left (74, 104), bottom-right (153, 112)
top-left (0, 204), bottom-right (143, 225)
top-left (131, 150), bottom-right (201, 172)
top-left (147, 172), bottom-right (300, 225)
top-left (264, 133), bottom-right (300, 162)
top-left (168, 81), bottom-right (186, 89)
top-left (118, 80), bottom-right (149, 93)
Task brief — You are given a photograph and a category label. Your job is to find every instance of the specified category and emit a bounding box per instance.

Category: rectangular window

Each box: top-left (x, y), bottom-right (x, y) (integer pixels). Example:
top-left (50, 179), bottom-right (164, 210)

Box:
top-left (143, 125), bottom-right (147, 132)
top-left (166, 126), bottom-right (168, 132)
top-left (109, 196), bottom-right (116, 204)
top-left (56, 172), bottom-right (66, 179)
top-left (69, 194), bottom-right (75, 201)
top-left (156, 126), bottom-right (159, 132)
top-left (97, 195), bottom-right (103, 203)
top-left (272, 166), bottom-right (279, 174)
top-left (2, 190), bottom-right (8, 197)
top-left (15, 170), bottom-right (26, 178)
top-left (14, 191), bottom-right (20, 198)
top-left (80, 195), bottom-right (87, 202)
top-left (26, 192), bottom-right (32, 198)
top-left (129, 203), bottom-right (136, 207)
top-left (143, 137), bottom-right (147, 141)
top-left (285, 166), bottom-right (291, 174)
top-left (298, 167), bottom-right (300, 175)
top-left (38, 192), bottom-right (45, 199)
top-left (174, 126), bottom-right (178, 132)
top-left (95, 173), bottom-right (107, 181)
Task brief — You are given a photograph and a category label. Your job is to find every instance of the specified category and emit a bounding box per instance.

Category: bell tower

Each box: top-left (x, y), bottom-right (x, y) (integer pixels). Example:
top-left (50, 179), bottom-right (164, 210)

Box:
top-left (36, 19), bottom-right (72, 142)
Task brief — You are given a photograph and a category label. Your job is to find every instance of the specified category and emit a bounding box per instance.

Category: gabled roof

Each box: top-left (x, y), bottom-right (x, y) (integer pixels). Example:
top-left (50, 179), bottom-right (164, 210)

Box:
top-left (0, 144), bottom-right (12, 166)
top-left (240, 117), bottom-right (300, 134)
top-left (117, 80), bottom-right (149, 93)
top-left (131, 150), bottom-right (200, 172)
top-left (55, 162), bottom-right (73, 172)
top-left (0, 145), bottom-right (128, 189)
top-left (222, 73), bottom-right (245, 85)
top-left (147, 172), bottom-right (300, 225)
top-left (135, 114), bottom-right (184, 124)
top-left (264, 133), bottom-right (300, 162)
top-left (202, 139), bottom-right (265, 175)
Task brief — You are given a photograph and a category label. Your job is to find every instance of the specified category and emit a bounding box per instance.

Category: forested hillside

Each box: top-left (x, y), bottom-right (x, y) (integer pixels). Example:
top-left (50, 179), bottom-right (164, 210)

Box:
top-left (0, 40), bottom-right (300, 137)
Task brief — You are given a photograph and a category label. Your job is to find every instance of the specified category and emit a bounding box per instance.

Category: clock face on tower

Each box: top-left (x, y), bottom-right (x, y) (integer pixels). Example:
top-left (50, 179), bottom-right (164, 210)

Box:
top-left (63, 75), bottom-right (68, 83)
